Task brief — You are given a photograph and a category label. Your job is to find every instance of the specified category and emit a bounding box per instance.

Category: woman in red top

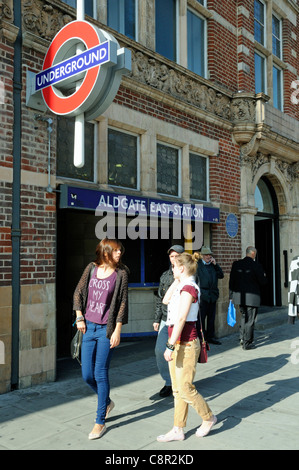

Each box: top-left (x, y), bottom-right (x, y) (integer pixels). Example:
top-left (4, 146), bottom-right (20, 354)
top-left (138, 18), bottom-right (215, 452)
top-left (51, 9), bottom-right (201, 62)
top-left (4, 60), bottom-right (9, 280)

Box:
top-left (157, 252), bottom-right (217, 442)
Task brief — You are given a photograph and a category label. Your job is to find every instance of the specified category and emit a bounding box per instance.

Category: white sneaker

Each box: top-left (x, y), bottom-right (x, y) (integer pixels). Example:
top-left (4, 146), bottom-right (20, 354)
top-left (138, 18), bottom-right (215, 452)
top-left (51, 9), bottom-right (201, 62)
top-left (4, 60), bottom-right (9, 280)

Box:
top-left (196, 415), bottom-right (217, 437)
top-left (157, 427), bottom-right (185, 442)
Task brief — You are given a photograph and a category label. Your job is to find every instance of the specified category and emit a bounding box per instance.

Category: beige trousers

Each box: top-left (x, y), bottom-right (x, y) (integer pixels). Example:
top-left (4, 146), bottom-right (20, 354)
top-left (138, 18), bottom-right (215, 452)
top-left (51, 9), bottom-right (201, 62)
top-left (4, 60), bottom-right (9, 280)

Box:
top-left (168, 338), bottom-right (213, 428)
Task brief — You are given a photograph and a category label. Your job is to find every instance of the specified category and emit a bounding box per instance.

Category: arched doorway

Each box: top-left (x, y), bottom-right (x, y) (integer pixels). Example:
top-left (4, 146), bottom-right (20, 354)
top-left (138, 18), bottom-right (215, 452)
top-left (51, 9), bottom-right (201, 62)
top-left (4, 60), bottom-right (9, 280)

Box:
top-left (254, 176), bottom-right (281, 306)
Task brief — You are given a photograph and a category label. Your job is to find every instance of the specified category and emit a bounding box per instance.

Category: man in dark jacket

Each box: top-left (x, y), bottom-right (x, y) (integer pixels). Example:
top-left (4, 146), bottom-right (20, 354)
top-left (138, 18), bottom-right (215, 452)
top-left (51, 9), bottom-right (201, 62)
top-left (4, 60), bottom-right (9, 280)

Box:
top-left (153, 245), bottom-right (184, 397)
top-left (229, 246), bottom-right (267, 350)
top-left (197, 246), bottom-right (224, 345)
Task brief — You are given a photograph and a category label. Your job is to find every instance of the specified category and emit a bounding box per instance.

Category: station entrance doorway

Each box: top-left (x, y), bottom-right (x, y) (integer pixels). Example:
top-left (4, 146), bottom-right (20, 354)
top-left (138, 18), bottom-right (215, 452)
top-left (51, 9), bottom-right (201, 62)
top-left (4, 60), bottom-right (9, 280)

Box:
top-left (254, 176), bottom-right (281, 307)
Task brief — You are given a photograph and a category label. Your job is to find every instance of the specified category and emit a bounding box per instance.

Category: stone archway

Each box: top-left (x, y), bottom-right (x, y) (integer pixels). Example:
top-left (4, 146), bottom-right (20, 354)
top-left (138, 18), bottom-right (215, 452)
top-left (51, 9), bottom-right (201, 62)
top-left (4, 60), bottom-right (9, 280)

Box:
top-left (244, 157), bottom-right (294, 306)
top-left (252, 162), bottom-right (289, 216)
top-left (254, 175), bottom-right (280, 305)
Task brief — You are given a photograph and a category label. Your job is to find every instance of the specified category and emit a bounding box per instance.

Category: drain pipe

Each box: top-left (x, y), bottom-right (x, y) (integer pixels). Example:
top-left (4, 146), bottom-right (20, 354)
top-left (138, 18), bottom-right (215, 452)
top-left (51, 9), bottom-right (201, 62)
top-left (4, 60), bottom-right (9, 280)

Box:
top-left (11, 0), bottom-right (22, 390)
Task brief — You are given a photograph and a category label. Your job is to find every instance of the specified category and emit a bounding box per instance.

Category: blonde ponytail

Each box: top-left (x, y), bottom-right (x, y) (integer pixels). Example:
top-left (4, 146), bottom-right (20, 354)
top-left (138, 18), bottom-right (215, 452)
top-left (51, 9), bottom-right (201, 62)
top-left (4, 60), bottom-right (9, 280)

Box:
top-left (175, 251), bottom-right (200, 276)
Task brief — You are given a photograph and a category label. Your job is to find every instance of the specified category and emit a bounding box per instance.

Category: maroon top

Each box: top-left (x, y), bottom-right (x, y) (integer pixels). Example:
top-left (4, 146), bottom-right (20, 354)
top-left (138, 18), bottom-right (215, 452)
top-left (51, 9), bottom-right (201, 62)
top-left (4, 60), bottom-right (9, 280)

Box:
top-left (85, 268), bottom-right (117, 324)
top-left (168, 284), bottom-right (199, 342)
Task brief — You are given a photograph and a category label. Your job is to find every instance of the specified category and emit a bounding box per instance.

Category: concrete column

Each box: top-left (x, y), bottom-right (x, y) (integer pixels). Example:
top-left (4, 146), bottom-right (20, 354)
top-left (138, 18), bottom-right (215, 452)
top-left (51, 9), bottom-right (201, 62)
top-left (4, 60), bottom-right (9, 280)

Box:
top-left (138, 0), bottom-right (155, 49)
top-left (239, 206), bottom-right (257, 255)
top-left (140, 130), bottom-right (157, 194)
top-left (179, 0), bottom-right (188, 68)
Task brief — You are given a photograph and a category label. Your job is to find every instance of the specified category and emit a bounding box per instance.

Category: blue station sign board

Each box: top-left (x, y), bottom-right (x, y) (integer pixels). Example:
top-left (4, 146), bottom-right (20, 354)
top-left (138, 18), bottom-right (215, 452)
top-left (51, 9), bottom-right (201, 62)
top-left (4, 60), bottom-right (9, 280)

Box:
top-left (59, 185), bottom-right (220, 223)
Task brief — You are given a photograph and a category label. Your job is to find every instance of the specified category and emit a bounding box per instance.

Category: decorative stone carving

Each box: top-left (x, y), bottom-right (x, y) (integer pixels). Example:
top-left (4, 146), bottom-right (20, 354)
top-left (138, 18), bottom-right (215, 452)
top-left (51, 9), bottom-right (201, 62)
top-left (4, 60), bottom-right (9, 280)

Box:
top-left (131, 50), bottom-right (231, 120)
top-left (276, 160), bottom-right (299, 186)
top-left (16, 1), bottom-right (260, 126)
top-left (231, 97), bottom-right (256, 122)
top-left (251, 152), bottom-right (270, 179)
top-left (0, 0), bottom-right (19, 43)
top-left (241, 150), bottom-right (299, 186)
top-left (0, 0), bottom-right (13, 21)
top-left (241, 150), bottom-right (270, 181)
top-left (239, 132), bottom-right (263, 161)
top-left (22, 0), bottom-right (72, 41)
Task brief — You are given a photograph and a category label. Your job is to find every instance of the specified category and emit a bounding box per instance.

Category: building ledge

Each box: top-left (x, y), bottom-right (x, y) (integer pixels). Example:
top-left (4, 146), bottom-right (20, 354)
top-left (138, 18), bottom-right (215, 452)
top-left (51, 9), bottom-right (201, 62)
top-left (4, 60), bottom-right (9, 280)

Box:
top-left (232, 94), bottom-right (299, 163)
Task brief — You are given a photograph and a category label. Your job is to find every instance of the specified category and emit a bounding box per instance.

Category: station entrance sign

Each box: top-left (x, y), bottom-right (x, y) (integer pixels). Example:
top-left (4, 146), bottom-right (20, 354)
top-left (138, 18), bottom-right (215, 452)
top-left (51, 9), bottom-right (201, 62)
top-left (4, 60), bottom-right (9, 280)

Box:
top-left (26, 20), bottom-right (131, 121)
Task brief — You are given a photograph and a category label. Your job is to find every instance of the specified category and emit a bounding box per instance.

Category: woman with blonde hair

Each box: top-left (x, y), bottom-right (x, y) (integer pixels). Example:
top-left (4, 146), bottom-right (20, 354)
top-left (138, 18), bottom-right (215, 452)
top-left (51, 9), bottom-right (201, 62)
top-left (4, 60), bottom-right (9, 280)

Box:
top-left (157, 251), bottom-right (217, 442)
top-left (73, 238), bottom-right (129, 440)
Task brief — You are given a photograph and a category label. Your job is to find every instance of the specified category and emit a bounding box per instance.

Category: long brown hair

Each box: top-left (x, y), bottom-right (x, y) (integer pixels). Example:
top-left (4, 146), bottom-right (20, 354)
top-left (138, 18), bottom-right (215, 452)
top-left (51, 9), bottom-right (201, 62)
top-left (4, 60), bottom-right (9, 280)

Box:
top-left (95, 238), bottom-right (124, 268)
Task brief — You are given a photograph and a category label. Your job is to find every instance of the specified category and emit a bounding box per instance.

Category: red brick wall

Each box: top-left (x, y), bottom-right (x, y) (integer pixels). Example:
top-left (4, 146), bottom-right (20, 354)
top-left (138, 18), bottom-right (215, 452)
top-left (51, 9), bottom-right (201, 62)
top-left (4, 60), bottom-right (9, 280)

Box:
top-left (0, 36), bottom-right (56, 288)
top-left (20, 47), bottom-right (57, 285)
top-left (0, 38), bottom-right (14, 170)
top-left (283, 17), bottom-right (299, 119)
top-left (207, 0), bottom-right (239, 92)
top-left (236, 0), bottom-right (255, 93)
top-left (115, 85), bottom-right (241, 271)
top-left (1, 0), bottom-right (297, 286)
top-left (20, 187), bottom-right (56, 285)
top-left (0, 182), bottom-right (12, 286)
top-left (0, 35), bottom-right (14, 287)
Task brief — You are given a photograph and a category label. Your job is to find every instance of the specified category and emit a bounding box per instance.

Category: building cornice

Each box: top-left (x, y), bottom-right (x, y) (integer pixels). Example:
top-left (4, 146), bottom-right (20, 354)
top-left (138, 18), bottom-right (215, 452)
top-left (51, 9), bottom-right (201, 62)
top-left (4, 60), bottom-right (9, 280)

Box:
top-left (9, 0), bottom-right (299, 165)
top-left (0, 19), bottom-right (19, 43)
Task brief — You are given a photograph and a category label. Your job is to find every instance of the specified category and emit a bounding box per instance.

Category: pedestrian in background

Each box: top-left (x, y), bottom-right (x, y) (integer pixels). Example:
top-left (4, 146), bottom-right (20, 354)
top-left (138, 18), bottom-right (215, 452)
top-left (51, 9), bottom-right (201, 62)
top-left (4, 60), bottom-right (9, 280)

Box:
top-left (153, 245), bottom-right (184, 397)
top-left (288, 254), bottom-right (299, 324)
top-left (229, 246), bottom-right (267, 350)
top-left (73, 238), bottom-right (129, 439)
top-left (196, 246), bottom-right (224, 345)
top-left (157, 252), bottom-right (217, 442)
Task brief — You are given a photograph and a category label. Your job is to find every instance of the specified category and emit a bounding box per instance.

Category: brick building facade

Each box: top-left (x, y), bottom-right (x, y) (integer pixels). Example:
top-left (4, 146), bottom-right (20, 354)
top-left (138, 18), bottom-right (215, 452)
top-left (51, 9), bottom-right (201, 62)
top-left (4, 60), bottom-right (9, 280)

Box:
top-left (0, 0), bottom-right (298, 393)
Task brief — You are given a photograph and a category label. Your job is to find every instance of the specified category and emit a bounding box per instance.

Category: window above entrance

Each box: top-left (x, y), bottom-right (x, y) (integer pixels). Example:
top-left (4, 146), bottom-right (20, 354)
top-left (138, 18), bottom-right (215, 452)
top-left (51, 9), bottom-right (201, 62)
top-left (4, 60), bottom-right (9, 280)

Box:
top-left (254, 178), bottom-right (274, 213)
top-left (107, 0), bottom-right (137, 41)
top-left (61, 0), bottom-right (94, 18)
top-left (57, 116), bottom-right (95, 181)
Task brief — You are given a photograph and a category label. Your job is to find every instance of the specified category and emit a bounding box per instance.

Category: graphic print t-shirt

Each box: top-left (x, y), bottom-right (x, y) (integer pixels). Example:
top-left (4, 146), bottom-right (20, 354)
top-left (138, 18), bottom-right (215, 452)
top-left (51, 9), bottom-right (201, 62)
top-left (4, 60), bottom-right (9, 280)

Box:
top-left (85, 268), bottom-right (117, 324)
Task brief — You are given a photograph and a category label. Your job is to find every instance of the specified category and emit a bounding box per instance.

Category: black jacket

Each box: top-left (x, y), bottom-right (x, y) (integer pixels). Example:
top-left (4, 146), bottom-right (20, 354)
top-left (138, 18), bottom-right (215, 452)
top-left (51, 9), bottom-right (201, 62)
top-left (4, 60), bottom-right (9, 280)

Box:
top-left (197, 260), bottom-right (224, 303)
top-left (154, 267), bottom-right (174, 323)
top-left (229, 256), bottom-right (267, 307)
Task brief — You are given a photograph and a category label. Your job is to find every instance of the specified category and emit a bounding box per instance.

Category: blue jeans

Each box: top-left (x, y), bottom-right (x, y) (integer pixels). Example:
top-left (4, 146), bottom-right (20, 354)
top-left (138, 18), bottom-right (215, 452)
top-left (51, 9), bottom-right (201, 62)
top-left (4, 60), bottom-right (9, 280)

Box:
top-left (81, 320), bottom-right (113, 425)
top-left (155, 320), bottom-right (171, 386)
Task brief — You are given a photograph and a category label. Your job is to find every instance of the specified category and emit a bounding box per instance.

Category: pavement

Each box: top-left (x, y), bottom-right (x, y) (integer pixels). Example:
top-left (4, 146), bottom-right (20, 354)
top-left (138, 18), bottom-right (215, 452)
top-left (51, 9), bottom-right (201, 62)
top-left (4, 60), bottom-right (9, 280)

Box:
top-left (0, 310), bottom-right (299, 454)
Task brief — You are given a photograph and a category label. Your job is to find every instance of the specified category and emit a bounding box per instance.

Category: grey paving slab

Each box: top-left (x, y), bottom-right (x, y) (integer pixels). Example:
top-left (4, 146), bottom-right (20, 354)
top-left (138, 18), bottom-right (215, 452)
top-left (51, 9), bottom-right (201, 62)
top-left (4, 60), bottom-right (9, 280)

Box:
top-left (0, 318), bottom-right (298, 451)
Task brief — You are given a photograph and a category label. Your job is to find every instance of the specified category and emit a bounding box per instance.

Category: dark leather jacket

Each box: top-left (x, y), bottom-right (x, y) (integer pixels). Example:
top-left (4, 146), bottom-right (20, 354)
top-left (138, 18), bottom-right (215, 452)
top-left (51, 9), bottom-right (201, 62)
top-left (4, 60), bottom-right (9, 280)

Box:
top-left (154, 267), bottom-right (174, 323)
top-left (229, 256), bottom-right (267, 307)
top-left (196, 260), bottom-right (224, 303)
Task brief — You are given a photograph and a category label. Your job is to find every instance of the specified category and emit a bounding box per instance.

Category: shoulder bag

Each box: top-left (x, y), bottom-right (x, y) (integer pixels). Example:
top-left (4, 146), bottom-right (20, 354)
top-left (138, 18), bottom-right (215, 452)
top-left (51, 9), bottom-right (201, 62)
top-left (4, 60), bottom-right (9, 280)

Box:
top-left (70, 263), bottom-right (96, 365)
top-left (197, 314), bottom-right (210, 363)
top-left (70, 329), bottom-right (83, 365)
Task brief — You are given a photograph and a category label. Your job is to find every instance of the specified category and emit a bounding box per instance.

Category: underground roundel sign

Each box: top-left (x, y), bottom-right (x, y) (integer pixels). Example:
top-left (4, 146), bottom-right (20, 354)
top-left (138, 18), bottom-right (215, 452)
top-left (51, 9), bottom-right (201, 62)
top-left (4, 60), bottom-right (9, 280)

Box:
top-left (34, 20), bottom-right (131, 120)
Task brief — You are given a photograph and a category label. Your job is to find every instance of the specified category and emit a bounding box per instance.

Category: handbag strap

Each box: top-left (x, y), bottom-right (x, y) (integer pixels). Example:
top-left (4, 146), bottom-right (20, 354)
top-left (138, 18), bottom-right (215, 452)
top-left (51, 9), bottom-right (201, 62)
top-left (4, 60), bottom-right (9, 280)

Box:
top-left (197, 311), bottom-right (206, 345)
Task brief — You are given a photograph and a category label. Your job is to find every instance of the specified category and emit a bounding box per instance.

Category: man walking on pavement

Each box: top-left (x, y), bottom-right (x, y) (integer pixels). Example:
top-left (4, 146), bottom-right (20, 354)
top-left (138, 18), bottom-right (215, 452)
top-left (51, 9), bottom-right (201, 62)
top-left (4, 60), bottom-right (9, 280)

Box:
top-left (153, 245), bottom-right (184, 397)
top-left (197, 246), bottom-right (224, 345)
top-left (229, 246), bottom-right (267, 350)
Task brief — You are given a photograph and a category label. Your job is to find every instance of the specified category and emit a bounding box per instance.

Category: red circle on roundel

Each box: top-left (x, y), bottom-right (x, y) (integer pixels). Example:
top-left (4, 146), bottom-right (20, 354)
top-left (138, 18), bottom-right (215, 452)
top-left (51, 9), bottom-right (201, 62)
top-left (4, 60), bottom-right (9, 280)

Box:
top-left (42, 21), bottom-right (100, 115)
